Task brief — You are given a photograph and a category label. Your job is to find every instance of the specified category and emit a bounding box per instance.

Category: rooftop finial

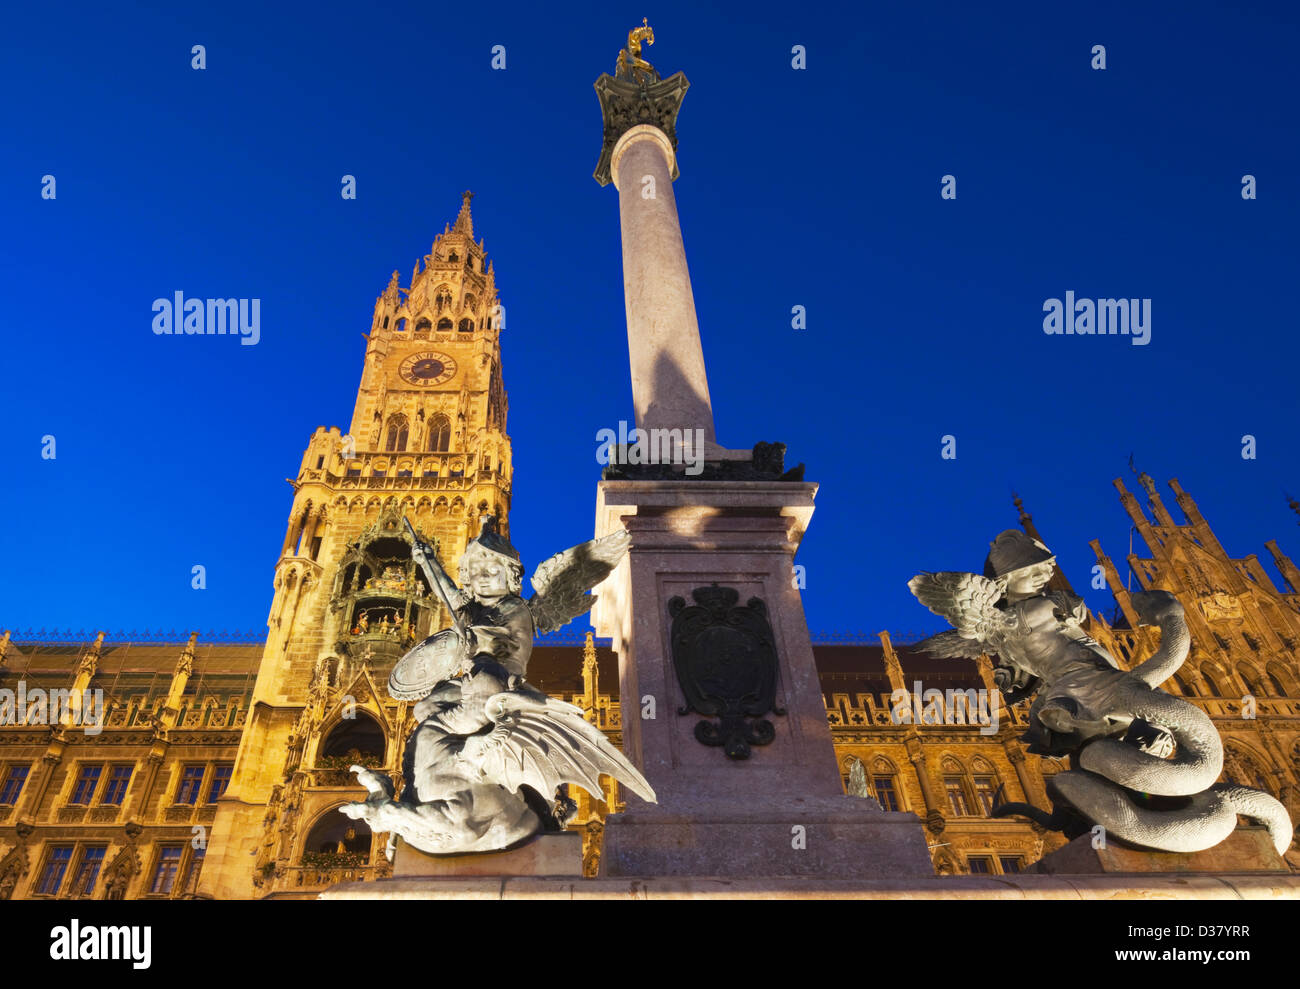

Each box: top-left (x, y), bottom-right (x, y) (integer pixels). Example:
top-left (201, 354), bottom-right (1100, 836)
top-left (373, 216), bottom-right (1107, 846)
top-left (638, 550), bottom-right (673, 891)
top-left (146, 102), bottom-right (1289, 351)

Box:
top-left (1127, 453), bottom-right (1157, 497)
top-left (1012, 490), bottom-right (1032, 527)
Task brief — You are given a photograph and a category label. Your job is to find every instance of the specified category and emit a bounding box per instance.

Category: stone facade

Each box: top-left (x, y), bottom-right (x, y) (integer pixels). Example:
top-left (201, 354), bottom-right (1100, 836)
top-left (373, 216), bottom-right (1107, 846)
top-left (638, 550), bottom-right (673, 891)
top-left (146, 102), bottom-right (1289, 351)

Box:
top-left (198, 192), bottom-right (516, 899)
top-left (2, 197), bottom-right (1298, 897)
top-left (0, 633), bottom-right (258, 900)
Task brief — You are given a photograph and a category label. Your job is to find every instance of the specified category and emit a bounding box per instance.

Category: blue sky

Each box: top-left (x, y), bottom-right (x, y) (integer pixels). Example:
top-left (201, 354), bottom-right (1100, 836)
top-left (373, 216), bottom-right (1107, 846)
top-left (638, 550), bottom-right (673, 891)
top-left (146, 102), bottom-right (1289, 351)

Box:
top-left (2, 1), bottom-right (1298, 640)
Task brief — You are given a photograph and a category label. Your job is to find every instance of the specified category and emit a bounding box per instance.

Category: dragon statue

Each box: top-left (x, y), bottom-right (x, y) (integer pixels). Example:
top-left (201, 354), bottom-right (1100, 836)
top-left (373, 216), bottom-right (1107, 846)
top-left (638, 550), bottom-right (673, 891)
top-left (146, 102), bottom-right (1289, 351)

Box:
top-left (908, 529), bottom-right (1293, 856)
top-left (340, 516), bottom-right (655, 856)
top-left (615, 17), bottom-right (659, 84)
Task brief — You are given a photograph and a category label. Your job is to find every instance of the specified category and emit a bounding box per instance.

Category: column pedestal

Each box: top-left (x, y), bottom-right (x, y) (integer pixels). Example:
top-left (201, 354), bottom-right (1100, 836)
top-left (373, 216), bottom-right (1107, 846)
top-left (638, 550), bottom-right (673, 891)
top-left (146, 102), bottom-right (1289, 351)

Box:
top-left (391, 834), bottom-right (582, 878)
top-left (1032, 826), bottom-right (1291, 875)
top-left (591, 480), bottom-right (934, 878)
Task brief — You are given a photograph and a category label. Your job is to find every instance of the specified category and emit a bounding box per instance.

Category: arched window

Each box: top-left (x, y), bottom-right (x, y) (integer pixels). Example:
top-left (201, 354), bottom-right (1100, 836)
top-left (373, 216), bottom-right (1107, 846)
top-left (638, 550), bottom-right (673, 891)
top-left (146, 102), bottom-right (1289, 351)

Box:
top-left (414, 318), bottom-right (431, 337)
top-left (457, 318), bottom-right (473, 333)
top-left (1239, 664), bottom-right (1264, 697)
top-left (1173, 674), bottom-right (1196, 697)
top-left (385, 415), bottom-right (409, 452)
top-left (1200, 665), bottom-right (1224, 697)
top-left (436, 318), bottom-right (453, 332)
top-left (320, 713), bottom-right (386, 763)
top-left (303, 811), bottom-right (372, 861)
top-left (969, 758), bottom-right (1000, 815)
top-left (1266, 664), bottom-right (1290, 697)
top-left (941, 757), bottom-right (974, 817)
top-left (1224, 745), bottom-right (1276, 798)
top-left (869, 757), bottom-right (901, 811)
top-left (448, 251), bottom-right (459, 263)
top-left (427, 415), bottom-right (451, 453)
top-left (395, 317), bottom-right (406, 333)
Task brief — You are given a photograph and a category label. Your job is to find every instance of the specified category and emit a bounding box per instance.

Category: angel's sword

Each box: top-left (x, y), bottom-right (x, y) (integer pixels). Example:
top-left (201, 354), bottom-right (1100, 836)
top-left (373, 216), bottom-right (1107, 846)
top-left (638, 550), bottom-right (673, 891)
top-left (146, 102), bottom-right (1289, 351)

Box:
top-left (403, 516), bottom-right (469, 643)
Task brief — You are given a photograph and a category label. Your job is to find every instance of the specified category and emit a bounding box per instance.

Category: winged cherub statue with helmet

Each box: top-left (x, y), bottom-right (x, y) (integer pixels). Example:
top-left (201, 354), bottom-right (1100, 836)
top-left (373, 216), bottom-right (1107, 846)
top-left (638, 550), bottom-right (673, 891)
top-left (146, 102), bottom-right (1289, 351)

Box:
top-left (340, 516), bottom-right (655, 857)
top-left (907, 529), bottom-right (1292, 856)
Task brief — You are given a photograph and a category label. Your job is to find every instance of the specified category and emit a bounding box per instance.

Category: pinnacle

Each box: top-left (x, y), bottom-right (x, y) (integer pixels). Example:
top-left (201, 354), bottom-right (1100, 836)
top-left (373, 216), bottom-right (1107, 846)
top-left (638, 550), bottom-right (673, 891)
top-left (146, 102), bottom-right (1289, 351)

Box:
top-left (453, 190), bottom-right (474, 237)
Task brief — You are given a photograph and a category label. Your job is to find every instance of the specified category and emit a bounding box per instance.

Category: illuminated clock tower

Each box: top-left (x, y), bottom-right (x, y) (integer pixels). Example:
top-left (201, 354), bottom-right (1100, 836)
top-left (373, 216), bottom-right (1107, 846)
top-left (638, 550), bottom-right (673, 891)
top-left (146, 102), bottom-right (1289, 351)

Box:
top-left (201, 192), bottom-right (513, 898)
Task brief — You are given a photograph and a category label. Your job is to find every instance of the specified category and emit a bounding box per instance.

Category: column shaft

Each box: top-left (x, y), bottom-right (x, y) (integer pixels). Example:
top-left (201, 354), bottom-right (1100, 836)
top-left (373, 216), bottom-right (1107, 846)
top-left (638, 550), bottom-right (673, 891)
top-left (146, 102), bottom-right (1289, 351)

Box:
top-left (612, 126), bottom-right (715, 444)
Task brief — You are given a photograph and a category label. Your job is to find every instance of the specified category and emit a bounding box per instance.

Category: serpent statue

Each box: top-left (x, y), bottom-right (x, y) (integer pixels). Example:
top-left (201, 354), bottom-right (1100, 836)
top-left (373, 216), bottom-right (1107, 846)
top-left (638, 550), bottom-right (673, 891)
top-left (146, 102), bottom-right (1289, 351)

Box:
top-left (908, 529), bottom-right (1293, 856)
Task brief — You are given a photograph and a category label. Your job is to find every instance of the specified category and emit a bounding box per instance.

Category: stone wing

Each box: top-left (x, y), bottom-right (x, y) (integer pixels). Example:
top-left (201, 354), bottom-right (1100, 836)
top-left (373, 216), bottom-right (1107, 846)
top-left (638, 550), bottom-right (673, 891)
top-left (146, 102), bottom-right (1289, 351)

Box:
top-left (911, 629), bottom-right (986, 660)
top-left (526, 529), bottom-right (631, 635)
top-left (907, 571), bottom-right (1013, 655)
top-left (473, 691), bottom-right (656, 805)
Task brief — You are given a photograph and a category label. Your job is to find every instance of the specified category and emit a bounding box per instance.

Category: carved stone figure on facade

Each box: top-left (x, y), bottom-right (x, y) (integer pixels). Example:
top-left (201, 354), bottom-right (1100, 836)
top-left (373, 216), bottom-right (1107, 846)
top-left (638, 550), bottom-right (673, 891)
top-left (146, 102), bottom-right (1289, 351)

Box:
top-left (909, 529), bottom-right (1293, 855)
top-left (846, 757), bottom-right (870, 798)
top-left (341, 516), bottom-right (656, 855)
top-left (0, 844), bottom-right (25, 901)
top-left (105, 871), bottom-right (127, 900)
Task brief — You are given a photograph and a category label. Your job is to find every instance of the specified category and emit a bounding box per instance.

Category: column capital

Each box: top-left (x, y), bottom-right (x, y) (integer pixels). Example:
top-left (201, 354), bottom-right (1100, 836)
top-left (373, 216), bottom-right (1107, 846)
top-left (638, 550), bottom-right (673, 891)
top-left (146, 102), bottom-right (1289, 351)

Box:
top-left (593, 71), bottom-right (689, 186)
top-left (610, 125), bottom-right (678, 192)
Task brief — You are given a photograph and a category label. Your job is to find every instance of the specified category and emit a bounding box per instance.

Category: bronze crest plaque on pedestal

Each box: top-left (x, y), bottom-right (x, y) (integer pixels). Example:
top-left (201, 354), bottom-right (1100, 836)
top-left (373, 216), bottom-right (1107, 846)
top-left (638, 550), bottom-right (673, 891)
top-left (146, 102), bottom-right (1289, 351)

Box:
top-left (668, 584), bottom-right (785, 760)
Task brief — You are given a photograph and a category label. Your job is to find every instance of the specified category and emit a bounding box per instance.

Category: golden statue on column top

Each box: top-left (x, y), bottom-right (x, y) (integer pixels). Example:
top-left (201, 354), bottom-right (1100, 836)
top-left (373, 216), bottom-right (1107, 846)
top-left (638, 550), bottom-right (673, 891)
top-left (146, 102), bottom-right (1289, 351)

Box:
top-left (616, 17), bottom-right (659, 84)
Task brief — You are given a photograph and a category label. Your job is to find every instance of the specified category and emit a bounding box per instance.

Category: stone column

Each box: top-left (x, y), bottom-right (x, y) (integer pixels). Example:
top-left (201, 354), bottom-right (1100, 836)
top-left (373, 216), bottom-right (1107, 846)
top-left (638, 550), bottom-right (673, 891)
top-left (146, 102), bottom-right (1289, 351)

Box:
top-left (588, 51), bottom-right (931, 880)
top-left (281, 509), bottom-right (302, 557)
top-left (297, 508), bottom-right (321, 558)
top-left (904, 735), bottom-right (943, 827)
top-left (15, 750), bottom-right (64, 828)
top-left (609, 124), bottom-right (715, 445)
top-left (1004, 744), bottom-right (1043, 806)
top-left (162, 633), bottom-right (198, 717)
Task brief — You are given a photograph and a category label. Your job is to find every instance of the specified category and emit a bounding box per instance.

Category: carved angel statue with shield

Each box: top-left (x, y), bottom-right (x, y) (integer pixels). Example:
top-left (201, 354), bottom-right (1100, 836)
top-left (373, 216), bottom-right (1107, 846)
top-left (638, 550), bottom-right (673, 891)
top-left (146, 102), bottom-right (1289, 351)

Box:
top-left (340, 516), bottom-right (655, 856)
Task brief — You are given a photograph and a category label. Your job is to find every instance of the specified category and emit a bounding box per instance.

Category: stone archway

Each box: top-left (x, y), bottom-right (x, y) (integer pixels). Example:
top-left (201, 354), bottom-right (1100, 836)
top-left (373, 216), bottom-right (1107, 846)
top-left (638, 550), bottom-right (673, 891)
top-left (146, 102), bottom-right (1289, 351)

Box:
top-left (301, 805), bottom-right (374, 865)
top-left (318, 711), bottom-right (387, 767)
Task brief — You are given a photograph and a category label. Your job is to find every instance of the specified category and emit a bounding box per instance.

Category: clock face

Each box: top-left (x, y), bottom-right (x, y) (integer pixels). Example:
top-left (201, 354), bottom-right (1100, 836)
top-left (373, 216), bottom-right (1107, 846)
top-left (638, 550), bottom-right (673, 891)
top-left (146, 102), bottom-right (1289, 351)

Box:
top-left (399, 351), bottom-right (457, 386)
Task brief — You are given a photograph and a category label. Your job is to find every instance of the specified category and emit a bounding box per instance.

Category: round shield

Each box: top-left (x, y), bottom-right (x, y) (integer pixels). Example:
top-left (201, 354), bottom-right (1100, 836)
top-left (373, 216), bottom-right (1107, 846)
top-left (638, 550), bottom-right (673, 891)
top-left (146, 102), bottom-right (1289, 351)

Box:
top-left (387, 629), bottom-right (466, 700)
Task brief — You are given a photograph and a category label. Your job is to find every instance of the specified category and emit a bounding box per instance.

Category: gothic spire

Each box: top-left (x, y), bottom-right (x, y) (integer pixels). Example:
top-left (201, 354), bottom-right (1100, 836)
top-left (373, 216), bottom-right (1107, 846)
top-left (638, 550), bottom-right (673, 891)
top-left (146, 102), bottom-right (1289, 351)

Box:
top-left (453, 190), bottom-right (474, 237)
top-left (1011, 491), bottom-right (1076, 596)
top-left (1012, 490), bottom-right (1041, 541)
